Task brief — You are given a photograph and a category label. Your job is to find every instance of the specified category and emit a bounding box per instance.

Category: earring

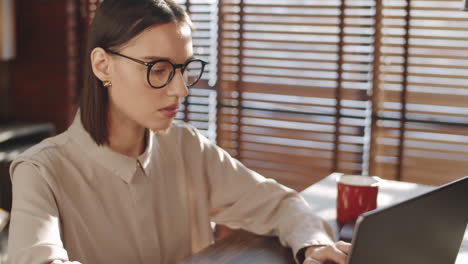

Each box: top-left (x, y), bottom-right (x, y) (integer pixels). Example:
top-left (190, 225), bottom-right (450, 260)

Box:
top-left (102, 81), bottom-right (112, 88)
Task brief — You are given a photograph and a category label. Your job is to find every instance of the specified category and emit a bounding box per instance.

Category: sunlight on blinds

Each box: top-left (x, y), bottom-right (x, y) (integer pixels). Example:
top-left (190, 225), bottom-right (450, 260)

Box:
top-left (374, 0), bottom-right (468, 185)
top-left (175, 0), bottom-right (218, 141)
top-left (217, 0), bottom-right (377, 189)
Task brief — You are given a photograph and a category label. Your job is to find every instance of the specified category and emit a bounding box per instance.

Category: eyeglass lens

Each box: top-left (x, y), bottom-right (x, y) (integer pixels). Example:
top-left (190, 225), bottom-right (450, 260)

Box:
top-left (149, 60), bottom-right (204, 88)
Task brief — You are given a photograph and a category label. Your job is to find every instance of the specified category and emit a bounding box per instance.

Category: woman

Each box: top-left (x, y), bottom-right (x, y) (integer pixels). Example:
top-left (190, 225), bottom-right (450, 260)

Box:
top-left (7, 0), bottom-right (350, 263)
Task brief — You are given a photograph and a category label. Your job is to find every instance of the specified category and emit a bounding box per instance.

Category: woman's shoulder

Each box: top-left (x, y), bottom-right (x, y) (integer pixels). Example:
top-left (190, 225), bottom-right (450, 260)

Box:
top-left (10, 131), bottom-right (72, 175)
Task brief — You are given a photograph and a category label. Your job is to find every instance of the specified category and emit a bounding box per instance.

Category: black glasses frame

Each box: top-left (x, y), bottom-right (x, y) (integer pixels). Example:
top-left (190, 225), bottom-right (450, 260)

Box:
top-left (104, 49), bottom-right (208, 89)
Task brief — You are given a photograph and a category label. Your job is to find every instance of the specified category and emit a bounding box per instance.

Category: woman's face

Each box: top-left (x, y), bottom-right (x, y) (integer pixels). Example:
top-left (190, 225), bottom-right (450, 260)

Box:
top-left (107, 22), bottom-right (193, 132)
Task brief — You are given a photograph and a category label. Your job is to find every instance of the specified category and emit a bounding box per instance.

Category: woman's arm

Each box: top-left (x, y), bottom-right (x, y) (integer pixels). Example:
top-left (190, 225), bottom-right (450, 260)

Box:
top-left (182, 125), bottom-right (336, 263)
top-left (8, 162), bottom-right (76, 264)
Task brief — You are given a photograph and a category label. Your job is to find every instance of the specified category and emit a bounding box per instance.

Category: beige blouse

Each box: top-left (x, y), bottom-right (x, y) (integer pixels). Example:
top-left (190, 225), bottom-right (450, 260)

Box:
top-left (7, 113), bottom-right (333, 264)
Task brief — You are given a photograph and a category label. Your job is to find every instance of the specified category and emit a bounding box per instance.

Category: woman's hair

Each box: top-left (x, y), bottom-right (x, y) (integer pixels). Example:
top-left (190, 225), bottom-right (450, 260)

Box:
top-left (80, 0), bottom-right (192, 145)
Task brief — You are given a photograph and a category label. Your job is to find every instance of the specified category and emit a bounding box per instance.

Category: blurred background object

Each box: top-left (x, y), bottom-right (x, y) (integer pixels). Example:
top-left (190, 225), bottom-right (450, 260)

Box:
top-left (0, 208), bottom-right (7, 264)
top-left (0, 0), bottom-right (15, 61)
top-left (0, 0), bottom-right (15, 123)
top-left (0, 209), bottom-right (8, 232)
top-left (0, 0), bottom-right (56, 233)
top-left (0, 2), bottom-right (15, 261)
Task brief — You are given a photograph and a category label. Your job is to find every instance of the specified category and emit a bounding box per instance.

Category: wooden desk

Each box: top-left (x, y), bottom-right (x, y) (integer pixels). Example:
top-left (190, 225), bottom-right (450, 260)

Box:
top-left (180, 173), bottom-right (468, 264)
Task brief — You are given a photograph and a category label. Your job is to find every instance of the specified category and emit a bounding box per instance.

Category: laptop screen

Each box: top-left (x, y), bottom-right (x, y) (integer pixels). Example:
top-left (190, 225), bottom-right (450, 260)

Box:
top-left (347, 176), bottom-right (468, 264)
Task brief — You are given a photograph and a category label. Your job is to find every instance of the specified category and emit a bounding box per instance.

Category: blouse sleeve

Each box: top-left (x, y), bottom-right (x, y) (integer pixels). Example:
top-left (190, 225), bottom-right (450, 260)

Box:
top-left (8, 162), bottom-right (72, 264)
top-left (182, 124), bottom-right (334, 263)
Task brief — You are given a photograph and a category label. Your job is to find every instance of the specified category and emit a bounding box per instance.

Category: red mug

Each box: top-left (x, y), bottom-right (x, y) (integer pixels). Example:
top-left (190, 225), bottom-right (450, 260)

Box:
top-left (336, 174), bottom-right (380, 226)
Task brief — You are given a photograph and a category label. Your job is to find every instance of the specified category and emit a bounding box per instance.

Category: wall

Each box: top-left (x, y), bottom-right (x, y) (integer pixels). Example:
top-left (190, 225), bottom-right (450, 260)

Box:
top-left (0, 62), bottom-right (11, 122)
top-left (10, 0), bottom-right (82, 132)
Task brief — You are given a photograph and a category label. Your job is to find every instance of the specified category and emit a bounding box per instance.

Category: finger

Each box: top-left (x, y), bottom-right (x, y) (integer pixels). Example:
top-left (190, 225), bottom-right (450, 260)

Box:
top-left (336, 241), bottom-right (352, 254)
top-left (304, 256), bottom-right (321, 264)
top-left (312, 245), bottom-right (347, 264)
top-left (326, 246), bottom-right (347, 264)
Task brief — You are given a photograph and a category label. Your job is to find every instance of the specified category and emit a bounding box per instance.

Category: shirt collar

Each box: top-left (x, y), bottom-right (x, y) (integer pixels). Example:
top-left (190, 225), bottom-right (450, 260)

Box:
top-left (137, 130), bottom-right (154, 177)
top-left (67, 111), bottom-right (154, 183)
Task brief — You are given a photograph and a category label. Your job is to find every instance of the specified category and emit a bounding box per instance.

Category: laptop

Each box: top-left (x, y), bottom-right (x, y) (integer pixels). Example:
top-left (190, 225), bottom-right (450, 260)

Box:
top-left (346, 176), bottom-right (468, 264)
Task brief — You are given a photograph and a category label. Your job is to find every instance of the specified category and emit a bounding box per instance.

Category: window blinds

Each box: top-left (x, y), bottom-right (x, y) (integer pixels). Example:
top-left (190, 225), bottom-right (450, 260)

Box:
top-left (372, 0), bottom-right (468, 185)
top-left (80, 0), bottom-right (468, 189)
top-left (217, 0), bottom-right (376, 189)
top-left (175, 0), bottom-right (218, 141)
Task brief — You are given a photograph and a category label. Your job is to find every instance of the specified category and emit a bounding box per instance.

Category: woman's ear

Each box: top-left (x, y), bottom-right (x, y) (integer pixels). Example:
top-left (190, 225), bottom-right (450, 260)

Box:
top-left (90, 47), bottom-right (112, 82)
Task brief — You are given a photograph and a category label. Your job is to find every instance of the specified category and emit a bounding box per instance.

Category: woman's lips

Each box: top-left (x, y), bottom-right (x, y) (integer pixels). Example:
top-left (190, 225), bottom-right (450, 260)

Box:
top-left (159, 104), bottom-right (179, 118)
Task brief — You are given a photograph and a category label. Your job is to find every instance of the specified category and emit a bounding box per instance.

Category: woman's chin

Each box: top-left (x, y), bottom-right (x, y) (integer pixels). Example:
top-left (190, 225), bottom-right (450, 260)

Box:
top-left (148, 122), bottom-right (172, 135)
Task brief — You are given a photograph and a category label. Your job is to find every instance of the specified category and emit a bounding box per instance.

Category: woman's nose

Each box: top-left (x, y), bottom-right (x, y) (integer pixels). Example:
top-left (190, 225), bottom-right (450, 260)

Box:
top-left (166, 70), bottom-right (189, 98)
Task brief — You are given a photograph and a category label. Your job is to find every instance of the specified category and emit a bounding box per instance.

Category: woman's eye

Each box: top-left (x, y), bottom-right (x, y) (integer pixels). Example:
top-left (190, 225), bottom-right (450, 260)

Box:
top-left (151, 69), bottom-right (166, 74)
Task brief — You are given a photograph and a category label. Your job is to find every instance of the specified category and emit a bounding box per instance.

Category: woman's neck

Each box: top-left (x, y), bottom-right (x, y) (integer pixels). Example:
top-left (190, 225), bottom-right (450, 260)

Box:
top-left (107, 110), bottom-right (147, 158)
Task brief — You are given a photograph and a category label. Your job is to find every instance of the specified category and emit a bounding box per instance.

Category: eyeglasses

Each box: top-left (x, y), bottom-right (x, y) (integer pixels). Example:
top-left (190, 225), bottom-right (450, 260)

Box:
top-left (104, 49), bottom-right (208, 89)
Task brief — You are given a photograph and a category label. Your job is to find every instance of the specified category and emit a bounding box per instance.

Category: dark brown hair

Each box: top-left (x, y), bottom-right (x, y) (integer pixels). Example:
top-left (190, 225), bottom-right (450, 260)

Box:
top-left (80, 0), bottom-right (192, 145)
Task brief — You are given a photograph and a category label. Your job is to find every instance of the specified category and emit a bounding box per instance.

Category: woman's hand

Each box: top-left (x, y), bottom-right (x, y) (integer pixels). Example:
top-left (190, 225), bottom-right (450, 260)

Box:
top-left (303, 241), bottom-right (351, 264)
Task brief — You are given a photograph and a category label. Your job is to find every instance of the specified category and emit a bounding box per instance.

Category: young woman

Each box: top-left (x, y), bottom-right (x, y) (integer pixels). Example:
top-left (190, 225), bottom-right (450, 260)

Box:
top-left (7, 0), bottom-right (350, 263)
